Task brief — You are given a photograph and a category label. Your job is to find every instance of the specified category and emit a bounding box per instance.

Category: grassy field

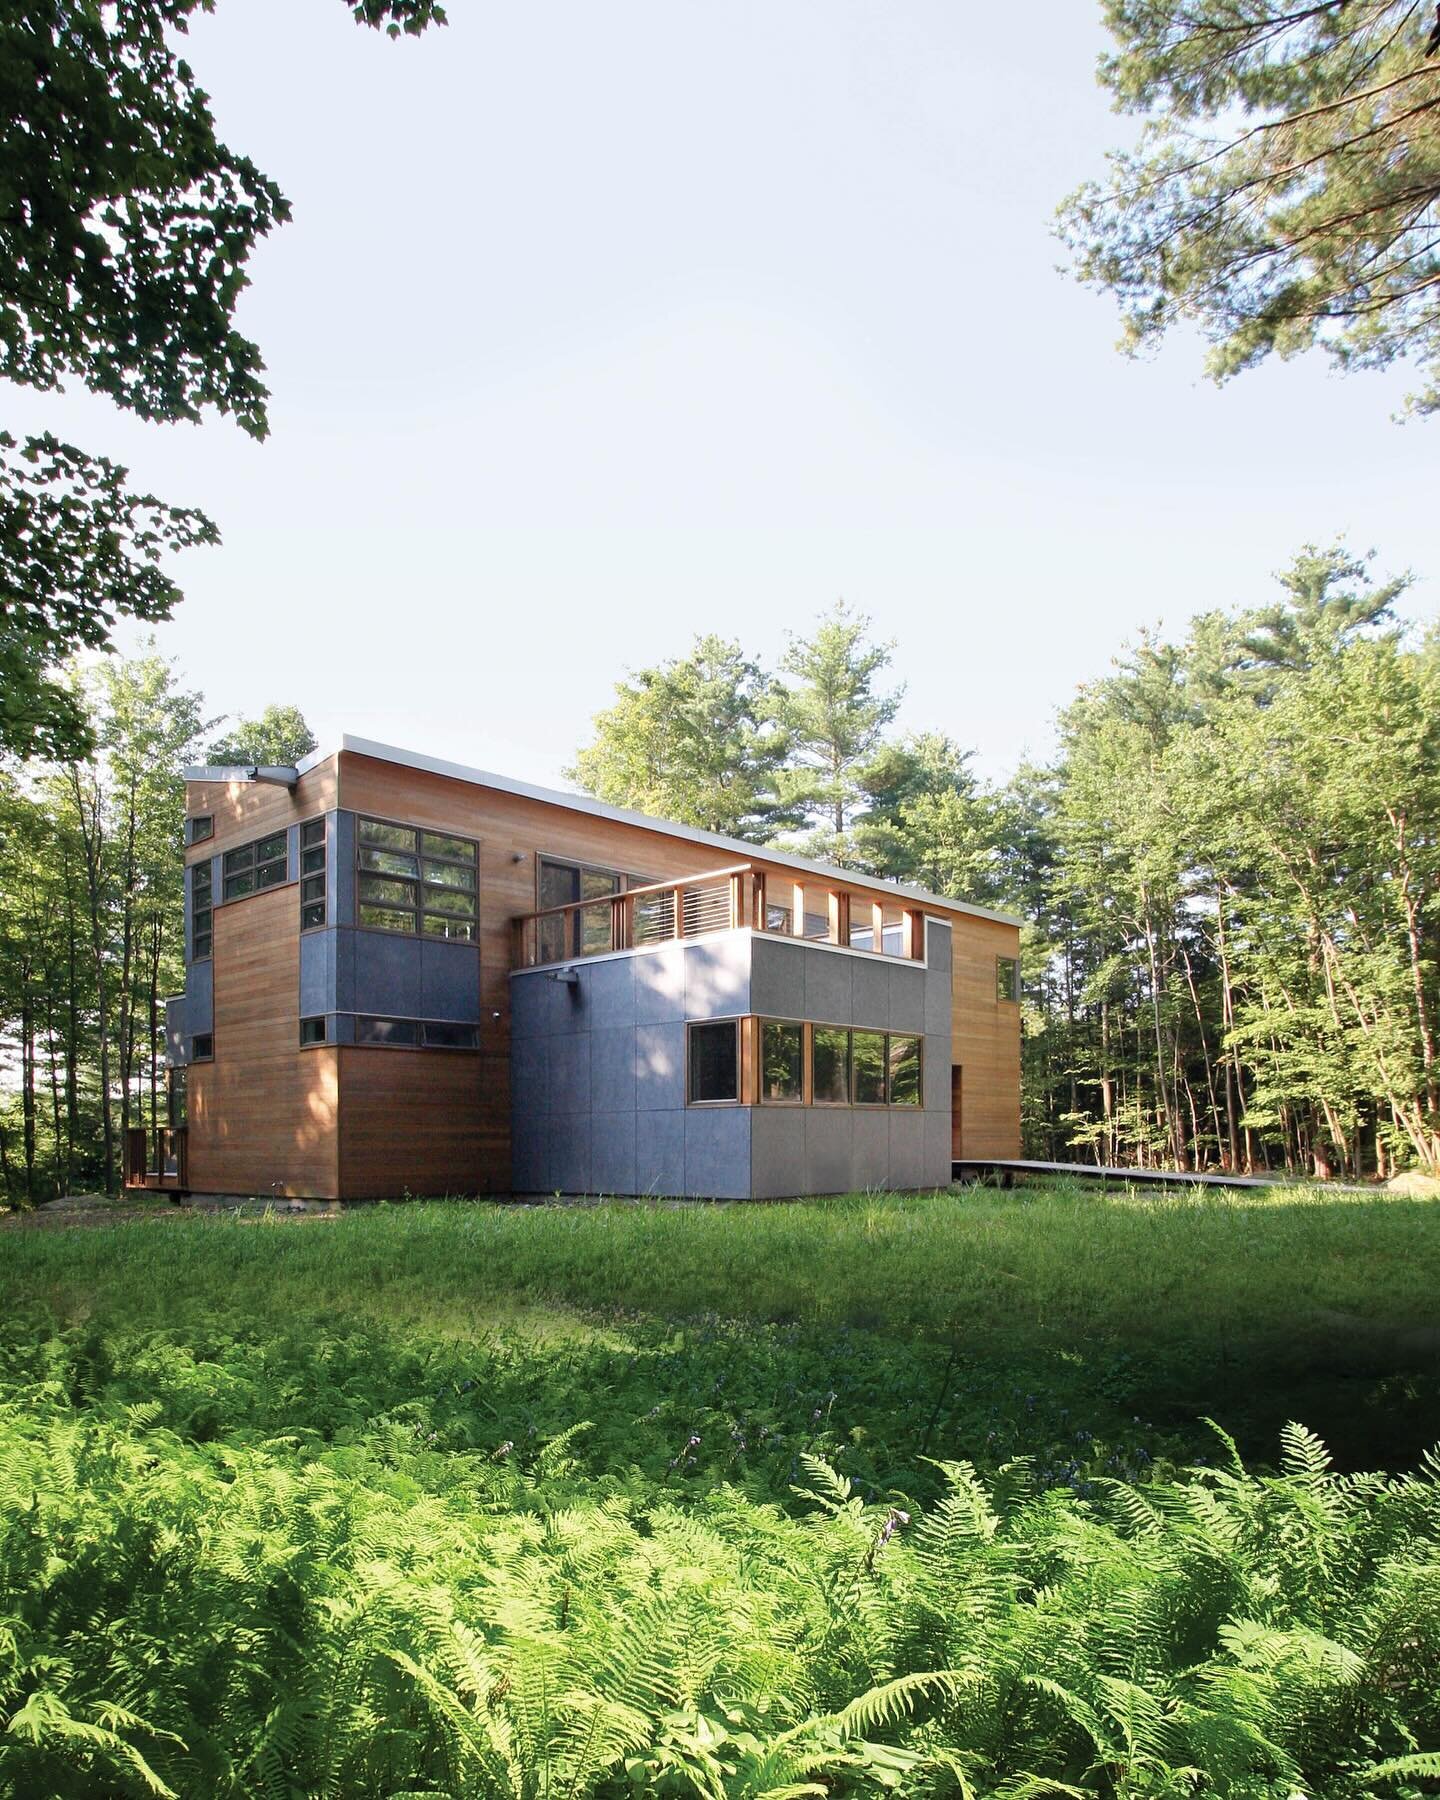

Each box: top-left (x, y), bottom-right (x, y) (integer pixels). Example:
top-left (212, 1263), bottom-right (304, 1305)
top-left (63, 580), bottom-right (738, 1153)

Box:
top-left (2, 1180), bottom-right (1439, 1795)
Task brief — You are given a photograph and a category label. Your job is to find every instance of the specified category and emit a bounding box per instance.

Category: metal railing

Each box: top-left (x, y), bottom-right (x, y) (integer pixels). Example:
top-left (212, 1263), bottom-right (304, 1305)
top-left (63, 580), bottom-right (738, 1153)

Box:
top-left (512, 864), bottom-right (925, 969)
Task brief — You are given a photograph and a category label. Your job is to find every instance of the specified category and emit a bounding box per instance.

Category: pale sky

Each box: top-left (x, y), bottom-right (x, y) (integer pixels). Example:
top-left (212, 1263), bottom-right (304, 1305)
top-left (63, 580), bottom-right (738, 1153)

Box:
top-left (15, 1), bottom-right (1439, 786)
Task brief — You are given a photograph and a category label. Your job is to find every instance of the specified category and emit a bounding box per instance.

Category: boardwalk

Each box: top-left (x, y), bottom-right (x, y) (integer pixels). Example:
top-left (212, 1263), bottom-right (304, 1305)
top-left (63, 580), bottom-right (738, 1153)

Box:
top-left (953, 1157), bottom-right (1369, 1193)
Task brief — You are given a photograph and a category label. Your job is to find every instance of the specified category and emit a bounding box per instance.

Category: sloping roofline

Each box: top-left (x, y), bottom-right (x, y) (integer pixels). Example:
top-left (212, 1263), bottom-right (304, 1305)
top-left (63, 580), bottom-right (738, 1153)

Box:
top-left (184, 734), bottom-right (1024, 927)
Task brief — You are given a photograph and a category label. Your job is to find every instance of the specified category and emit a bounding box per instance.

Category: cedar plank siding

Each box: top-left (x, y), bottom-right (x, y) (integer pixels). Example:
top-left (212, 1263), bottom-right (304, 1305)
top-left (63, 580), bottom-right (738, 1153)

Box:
top-left (186, 884), bottom-right (340, 1198)
top-left (951, 913), bottom-right (1023, 1158)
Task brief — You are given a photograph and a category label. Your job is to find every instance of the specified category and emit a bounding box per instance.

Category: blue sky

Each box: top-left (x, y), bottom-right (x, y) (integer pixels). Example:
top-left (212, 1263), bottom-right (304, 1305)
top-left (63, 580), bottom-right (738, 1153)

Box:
top-left (16, 0), bottom-right (1439, 784)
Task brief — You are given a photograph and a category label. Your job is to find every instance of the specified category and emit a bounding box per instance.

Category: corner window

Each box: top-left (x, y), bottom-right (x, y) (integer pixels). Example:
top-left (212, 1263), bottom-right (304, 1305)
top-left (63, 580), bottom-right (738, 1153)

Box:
top-left (191, 861), bottom-right (213, 961)
top-left (192, 1033), bottom-right (213, 1061)
top-left (688, 1020), bottom-right (739, 1104)
top-left (300, 1016), bottom-right (327, 1046)
top-left (760, 1020), bottom-right (803, 1102)
top-left (356, 1016), bottom-right (419, 1047)
top-left (357, 818), bottom-right (478, 942)
top-left (812, 1026), bottom-right (850, 1105)
top-left (223, 831), bottom-right (288, 901)
top-left (300, 819), bottom-right (327, 930)
top-left (189, 814), bottom-right (214, 844)
top-left (997, 957), bottom-right (1020, 1004)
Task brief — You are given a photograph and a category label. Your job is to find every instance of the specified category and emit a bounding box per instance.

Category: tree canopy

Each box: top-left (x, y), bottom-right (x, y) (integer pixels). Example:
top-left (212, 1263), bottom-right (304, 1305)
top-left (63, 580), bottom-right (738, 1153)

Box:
top-left (1060, 2), bottom-right (1440, 412)
top-left (206, 705), bottom-right (318, 770)
top-left (0, 0), bottom-right (444, 762)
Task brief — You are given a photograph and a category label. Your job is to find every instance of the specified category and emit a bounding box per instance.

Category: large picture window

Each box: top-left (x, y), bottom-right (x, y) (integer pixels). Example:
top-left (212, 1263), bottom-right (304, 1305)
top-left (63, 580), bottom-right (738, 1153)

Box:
top-left (356, 818), bottom-right (478, 942)
top-left (300, 819), bottom-right (327, 931)
top-left (755, 1022), bottom-right (923, 1108)
top-left (223, 831), bottom-right (287, 901)
top-left (190, 860), bottom-right (213, 961)
top-left (688, 1020), bottom-right (740, 1104)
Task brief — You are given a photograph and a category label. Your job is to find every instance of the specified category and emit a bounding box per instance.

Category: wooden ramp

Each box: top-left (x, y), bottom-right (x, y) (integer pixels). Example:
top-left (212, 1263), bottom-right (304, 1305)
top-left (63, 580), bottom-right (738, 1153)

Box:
top-left (952, 1157), bottom-right (1361, 1192)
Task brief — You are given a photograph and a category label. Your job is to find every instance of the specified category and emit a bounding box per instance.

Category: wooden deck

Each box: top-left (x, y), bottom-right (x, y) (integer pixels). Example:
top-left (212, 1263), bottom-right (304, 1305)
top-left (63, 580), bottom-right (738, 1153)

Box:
top-left (953, 1157), bottom-right (1368, 1192)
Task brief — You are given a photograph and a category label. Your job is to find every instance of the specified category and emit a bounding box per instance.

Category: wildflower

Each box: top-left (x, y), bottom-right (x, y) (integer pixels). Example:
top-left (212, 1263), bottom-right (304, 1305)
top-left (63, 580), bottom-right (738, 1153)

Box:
top-left (878, 1507), bottom-right (910, 1548)
top-left (494, 1441), bottom-right (514, 1459)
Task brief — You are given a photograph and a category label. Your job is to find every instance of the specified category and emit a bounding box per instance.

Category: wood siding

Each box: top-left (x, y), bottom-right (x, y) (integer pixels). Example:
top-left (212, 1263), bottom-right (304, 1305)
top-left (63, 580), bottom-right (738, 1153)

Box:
top-left (950, 913), bottom-right (1023, 1158)
top-left (185, 757), bottom-right (339, 864)
top-left (337, 1048), bottom-right (494, 1199)
top-left (186, 884), bottom-right (340, 1198)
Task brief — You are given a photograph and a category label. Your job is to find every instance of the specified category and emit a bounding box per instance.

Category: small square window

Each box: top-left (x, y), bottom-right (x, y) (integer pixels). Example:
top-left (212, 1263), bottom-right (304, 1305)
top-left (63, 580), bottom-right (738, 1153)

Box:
top-left (688, 1020), bottom-right (739, 1104)
top-left (422, 1020), bottom-right (479, 1049)
top-left (189, 815), bottom-right (214, 844)
top-left (300, 1017), bottom-right (327, 1046)
top-left (192, 1033), bottom-right (214, 1061)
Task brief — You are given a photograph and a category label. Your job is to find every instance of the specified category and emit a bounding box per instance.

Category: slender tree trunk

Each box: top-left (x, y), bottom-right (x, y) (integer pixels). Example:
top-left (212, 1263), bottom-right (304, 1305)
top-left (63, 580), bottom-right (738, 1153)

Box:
top-left (70, 767), bottom-right (116, 1194)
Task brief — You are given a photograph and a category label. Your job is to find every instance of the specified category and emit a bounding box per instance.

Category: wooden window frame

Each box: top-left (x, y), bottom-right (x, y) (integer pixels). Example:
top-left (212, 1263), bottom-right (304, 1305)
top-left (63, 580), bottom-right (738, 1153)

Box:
top-left (850, 1028), bottom-right (889, 1109)
top-left (757, 1017), bottom-right (805, 1105)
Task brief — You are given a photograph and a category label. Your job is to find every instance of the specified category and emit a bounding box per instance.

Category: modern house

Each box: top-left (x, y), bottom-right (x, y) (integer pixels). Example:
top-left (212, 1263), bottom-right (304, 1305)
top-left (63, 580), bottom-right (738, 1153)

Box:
top-left (127, 737), bottom-right (1022, 1201)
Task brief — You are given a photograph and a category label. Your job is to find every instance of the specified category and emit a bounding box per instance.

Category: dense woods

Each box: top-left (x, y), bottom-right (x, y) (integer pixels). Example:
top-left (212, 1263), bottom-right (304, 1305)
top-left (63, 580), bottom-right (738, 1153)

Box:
top-left (575, 558), bottom-right (1440, 1180)
top-left (0, 657), bottom-right (316, 1204)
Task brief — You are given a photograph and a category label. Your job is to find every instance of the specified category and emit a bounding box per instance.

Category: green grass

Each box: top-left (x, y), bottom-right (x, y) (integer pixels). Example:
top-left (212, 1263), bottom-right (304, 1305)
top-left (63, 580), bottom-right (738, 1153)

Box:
top-left (3, 1181), bottom-right (1439, 1794)
top-left (6, 1179), bottom-right (1438, 1466)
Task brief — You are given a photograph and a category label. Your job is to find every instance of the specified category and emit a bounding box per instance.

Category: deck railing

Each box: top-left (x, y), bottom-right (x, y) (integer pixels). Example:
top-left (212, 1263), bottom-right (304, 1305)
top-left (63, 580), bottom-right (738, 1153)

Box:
top-left (124, 1125), bottom-right (188, 1191)
top-left (512, 863), bottom-right (925, 969)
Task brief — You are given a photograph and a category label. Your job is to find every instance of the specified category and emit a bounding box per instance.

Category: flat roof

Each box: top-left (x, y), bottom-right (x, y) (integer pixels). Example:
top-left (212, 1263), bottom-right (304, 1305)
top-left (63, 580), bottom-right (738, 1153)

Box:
top-left (184, 734), bottom-right (1024, 927)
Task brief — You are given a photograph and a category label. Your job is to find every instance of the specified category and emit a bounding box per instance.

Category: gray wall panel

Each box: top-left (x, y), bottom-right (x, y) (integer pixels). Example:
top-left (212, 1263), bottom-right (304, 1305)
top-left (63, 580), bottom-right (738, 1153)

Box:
top-left (552, 1118), bottom-right (591, 1195)
top-left (334, 927), bottom-right (356, 1014)
top-left (548, 1033), bottom-right (591, 1116)
top-left (636, 1110), bottom-right (685, 1196)
top-left (923, 1035), bottom-right (950, 1112)
top-left (924, 1112), bottom-right (954, 1187)
top-left (750, 1107), bottom-right (807, 1199)
top-left (806, 1109), bottom-right (853, 1195)
top-left (299, 929), bottom-right (335, 1019)
top-left (852, 1110), bottom-right (890, 1190)
top-left (165, 995), bottom-right (189, 1066)
top-left (634, 944), bottom-right (686, 1024)
top-left (889, 966), bottom-right (927, 1034)
top-left (684, 934), bottom-right (750, 1020)
top-left (805, 947), bottom-right (852, 1026)
top-left (585, 956), bottom-right (636, 1025)
top-left (685, 1107), bottom-right (750, 1199)
top-left (353, 931), bottom-right (423, 1018)
top-left (591, 1026), bottom-right (637, 1113)
top-left (925, 917), bottom-right (953, 973)
top-left (591, 1112), bottom-right (637, 1196)
top-left (635, 1022), bottom-right (685, 1110)
top-left (749, 937), bottom-right (806, 1020)
top-left (187, 956), bottom-right (213, 1035)
top-left (420, 938), bottom-right (480, 1021)
top-left (334, 811), bottom-right (356, 927)
top-left (850, 955), bottom-right (890, 1030)
top-left (889, 1110), bottom-right (925, 1190)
